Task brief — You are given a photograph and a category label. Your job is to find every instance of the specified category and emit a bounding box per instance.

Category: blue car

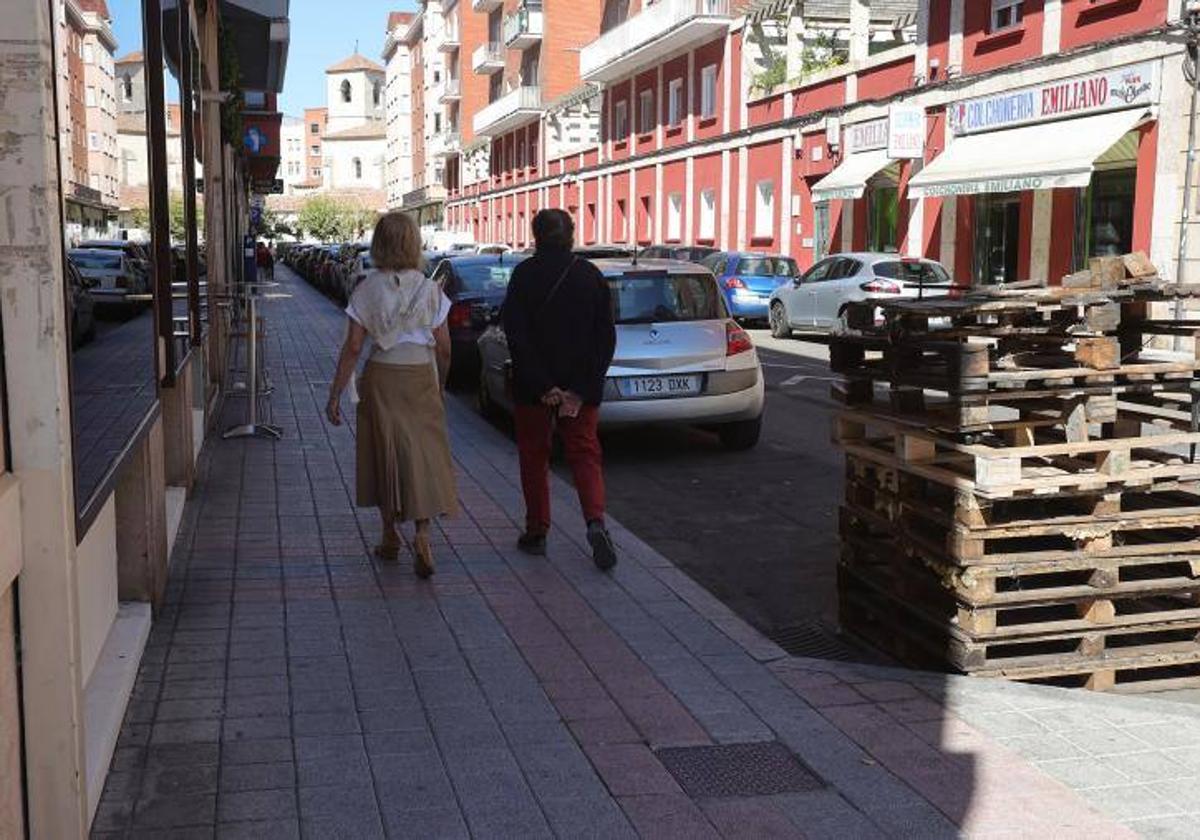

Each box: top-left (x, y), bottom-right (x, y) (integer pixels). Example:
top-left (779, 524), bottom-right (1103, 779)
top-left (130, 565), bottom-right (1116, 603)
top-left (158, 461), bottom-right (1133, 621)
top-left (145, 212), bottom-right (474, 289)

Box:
top-left (701, 252), bottom-right (802, 322)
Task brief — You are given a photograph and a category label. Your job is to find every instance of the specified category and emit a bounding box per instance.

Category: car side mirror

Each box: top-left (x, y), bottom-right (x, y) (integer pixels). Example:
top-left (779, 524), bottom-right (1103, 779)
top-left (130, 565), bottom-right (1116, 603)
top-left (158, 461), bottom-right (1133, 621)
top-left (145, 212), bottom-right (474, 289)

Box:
top-left (792, 277), bottom-right (803, 288)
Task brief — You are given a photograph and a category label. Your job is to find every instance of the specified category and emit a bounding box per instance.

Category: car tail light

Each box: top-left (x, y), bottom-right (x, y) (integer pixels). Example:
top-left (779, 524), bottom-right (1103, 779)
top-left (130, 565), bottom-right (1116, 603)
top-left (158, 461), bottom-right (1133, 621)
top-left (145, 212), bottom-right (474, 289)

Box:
top-left (448, 301), bottom-right (473, 330)
top-left (725, 321), bottom-right (753, 356)
top-left (860, 279), bottom-right (901, 294)
top-left (724, 276), bottom-right (746, 290)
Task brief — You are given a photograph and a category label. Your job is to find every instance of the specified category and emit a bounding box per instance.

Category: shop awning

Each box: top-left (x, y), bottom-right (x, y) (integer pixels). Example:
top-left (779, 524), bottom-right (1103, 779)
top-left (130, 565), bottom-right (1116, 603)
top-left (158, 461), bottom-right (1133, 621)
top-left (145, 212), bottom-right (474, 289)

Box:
top-left (907, 108), bottom-right (1149, 199)
top-left (811, 149), bottom-right (894, 203)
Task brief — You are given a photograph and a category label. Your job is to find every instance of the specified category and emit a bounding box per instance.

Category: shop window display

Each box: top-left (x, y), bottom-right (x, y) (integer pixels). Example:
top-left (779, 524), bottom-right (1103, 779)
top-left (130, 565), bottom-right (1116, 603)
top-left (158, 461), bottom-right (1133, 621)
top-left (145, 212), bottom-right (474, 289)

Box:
top-left (974, 192), bottom-right (1022, 285)
top-left (1074, 169), bottom-right (1135, 269)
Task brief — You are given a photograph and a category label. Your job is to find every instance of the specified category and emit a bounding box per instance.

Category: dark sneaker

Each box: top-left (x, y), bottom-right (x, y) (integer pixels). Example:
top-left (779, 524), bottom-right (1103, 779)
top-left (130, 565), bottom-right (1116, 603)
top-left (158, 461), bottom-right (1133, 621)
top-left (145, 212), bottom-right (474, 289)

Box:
top-left (517, 531), bottom-right (547, 556)
top-left (587, 522), bottom-right (617, 571)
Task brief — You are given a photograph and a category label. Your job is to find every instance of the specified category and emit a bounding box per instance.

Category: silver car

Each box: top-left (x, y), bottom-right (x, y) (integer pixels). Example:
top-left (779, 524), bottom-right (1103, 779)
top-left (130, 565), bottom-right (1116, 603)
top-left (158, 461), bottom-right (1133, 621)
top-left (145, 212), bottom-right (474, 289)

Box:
top-left (477, 259), bottom-right (766, 450)
top-left (767, 253), bottom-right (957, 337)
top-left (68, 248), bottom-right (150, 309)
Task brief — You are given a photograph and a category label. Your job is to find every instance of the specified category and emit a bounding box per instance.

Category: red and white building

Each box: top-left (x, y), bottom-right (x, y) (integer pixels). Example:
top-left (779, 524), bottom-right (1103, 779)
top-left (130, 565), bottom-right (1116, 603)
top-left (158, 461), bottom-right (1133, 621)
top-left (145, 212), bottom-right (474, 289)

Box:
top-left (444, 0), bottom-right (1197, 286)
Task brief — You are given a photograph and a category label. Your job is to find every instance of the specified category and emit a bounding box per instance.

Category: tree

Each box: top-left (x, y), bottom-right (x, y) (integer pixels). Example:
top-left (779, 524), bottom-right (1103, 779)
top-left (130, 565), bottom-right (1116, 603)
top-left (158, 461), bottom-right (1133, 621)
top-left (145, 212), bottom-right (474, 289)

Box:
top-left (298, 195), bottom-right (352, 242)
top-left (168, 193), bottom-right (204, 243)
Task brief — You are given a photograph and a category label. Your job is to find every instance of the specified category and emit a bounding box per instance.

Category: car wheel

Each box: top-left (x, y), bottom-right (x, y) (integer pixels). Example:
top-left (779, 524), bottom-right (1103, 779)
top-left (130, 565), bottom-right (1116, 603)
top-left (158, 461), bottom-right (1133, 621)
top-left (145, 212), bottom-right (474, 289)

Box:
top-left (718, 416), bottom-right (762, 451)
top-left (769, 302), bottom-right (792, 339)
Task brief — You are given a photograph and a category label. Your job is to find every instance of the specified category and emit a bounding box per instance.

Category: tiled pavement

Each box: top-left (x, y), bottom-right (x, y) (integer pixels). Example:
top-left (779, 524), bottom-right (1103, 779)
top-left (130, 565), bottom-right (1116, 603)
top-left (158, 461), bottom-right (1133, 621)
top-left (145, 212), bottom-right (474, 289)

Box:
top-left (91, 267), bottom-right (1198, 839)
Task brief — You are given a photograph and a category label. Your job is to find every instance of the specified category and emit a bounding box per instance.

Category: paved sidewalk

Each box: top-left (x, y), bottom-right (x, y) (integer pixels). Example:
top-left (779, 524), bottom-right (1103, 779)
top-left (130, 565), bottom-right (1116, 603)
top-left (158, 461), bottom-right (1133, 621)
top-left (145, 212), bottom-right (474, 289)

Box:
top-left (91, 268), bottom-right (1195, 839)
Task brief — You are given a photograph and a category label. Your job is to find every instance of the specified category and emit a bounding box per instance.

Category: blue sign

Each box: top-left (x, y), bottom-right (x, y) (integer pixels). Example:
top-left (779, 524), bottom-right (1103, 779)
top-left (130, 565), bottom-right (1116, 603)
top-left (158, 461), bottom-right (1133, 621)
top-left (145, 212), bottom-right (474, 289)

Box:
top-left (244, 126), bottom-right (267, 154)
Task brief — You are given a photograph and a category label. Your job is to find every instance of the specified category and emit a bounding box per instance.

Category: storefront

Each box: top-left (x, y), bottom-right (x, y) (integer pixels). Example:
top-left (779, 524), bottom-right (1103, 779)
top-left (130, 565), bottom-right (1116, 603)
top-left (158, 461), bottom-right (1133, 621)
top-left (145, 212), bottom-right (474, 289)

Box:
top-left (909, 60), bottom-right (1160, 285)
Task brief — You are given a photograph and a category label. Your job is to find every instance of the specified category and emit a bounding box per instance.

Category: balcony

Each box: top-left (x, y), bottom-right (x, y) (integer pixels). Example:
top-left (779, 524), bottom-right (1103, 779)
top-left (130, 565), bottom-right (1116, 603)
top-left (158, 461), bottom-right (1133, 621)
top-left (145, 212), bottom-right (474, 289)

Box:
top-left (503, 4), bottom-right (543, 49)
top-left (429, 131), bottom-right (462, 158)
top-left (402, 183), bottom-right (447, 208)
top-left (473, 85), bottom-right (542, 136)
top-left (439, 78), bottom-right (462, 103)
top-left (579, 0), bottom-right (731, 83)
top-left (472, 0), bottom-right (501, 11)
top-left (439, 25), bottom-right (460, 51)
top-left (472, 42), bottom-right (505, 74)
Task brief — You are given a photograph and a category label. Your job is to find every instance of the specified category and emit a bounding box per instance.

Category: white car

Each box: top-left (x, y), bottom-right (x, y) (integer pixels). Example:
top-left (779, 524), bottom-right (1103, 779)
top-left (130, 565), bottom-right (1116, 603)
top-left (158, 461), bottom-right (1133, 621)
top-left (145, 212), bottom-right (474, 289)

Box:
top-left (477, 259), bottom-right (766, 450)
top-left (768, 253), bottom-right (958, 337)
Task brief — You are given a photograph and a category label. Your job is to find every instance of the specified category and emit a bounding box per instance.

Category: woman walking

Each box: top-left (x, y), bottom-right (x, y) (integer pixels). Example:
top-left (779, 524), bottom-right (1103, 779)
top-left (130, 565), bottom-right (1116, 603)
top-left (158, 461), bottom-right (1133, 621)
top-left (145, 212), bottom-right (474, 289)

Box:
top-left (325, 212), bottom-right (457, 578)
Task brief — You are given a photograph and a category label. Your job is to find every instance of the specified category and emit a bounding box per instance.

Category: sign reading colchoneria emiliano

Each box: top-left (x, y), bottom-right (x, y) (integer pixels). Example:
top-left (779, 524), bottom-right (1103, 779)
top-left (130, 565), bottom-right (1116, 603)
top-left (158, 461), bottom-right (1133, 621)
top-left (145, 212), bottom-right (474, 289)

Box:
top-left (948, 60), bottom-right (1159, 136)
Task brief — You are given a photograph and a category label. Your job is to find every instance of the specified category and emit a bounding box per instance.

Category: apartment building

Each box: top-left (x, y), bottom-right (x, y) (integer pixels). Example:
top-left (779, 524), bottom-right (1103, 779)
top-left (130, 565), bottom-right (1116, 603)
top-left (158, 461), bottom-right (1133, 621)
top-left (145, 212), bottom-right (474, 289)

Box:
top-left (280, 114), bottom-right (307, 193)
top-left (303, 106), bottom-right (328, 187)
top-left (444, 0), bottom-right (1195, 288)
top-left (383, 11), bottom-right (416, 208)
top-left (399, 0), bottom-right (453, 225)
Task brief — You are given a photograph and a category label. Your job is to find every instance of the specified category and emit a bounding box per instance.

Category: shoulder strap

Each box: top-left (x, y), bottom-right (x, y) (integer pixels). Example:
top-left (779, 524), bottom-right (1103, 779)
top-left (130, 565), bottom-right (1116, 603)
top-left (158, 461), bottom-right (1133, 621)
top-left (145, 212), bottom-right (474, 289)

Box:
top-left (535, 257), bottom-right (576, 320)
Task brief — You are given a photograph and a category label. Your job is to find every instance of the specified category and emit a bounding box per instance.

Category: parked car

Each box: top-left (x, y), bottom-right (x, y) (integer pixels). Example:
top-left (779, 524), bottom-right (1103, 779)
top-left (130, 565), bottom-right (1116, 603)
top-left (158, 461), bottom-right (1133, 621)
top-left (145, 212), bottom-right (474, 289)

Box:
top-left (422, 250), bottom-right (450, 278)
top-left (429, 253), bottom-right (529, 376)
top-left (639, 245), bottom-right (720, 264)
top-left (701, 252), bottom-right (800, 323)
top-left (767, 253), bottom-right (957, 337)
top-left (68, 248), bottom-right (149, 313)
top-left (574, 245), bottom-right (633, 260)
top-left (77, 238), bottom-right (152, 288)
top-left (473, 243), bottom-right (510, 255)
top-left (64, 257), bottom-right (96, 347)
top-left (477, 258), bottom-right (765, 450)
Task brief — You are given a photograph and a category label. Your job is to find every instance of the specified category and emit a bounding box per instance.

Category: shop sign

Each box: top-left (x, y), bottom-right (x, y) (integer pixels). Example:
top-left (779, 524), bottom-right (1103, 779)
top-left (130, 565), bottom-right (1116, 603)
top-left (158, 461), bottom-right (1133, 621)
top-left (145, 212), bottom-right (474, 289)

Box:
top-left (916, 175), bottom-right (1050, 198)
top-left (887, 104), bottom-right (924, 159)
top-left (949, 60), bottom-right (1158, 135)
top-left (844, 117), bottom-right (888, 153)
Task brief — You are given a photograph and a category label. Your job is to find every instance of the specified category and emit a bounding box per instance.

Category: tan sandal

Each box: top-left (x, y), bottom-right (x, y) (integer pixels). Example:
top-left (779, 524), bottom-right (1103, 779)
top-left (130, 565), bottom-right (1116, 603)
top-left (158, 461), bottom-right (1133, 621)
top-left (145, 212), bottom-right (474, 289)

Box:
top-left (413, 533), bottom-right (435, 579)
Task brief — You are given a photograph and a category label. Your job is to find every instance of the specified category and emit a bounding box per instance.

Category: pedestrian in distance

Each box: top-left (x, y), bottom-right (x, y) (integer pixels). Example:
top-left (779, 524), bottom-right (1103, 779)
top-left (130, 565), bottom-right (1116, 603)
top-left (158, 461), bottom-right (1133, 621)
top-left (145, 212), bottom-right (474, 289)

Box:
top-left (255, 240), bottom-right (274, 281)
top-left (325, 211), bottom-right (457, 578)
top-left (502, 209), bottom-right (619, 570)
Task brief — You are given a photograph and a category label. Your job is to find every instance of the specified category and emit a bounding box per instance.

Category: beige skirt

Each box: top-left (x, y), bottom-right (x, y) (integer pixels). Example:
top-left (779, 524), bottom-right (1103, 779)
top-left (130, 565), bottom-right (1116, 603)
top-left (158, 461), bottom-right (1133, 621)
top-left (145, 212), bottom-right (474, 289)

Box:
top-left (356, 360), bottom-right (458, 522)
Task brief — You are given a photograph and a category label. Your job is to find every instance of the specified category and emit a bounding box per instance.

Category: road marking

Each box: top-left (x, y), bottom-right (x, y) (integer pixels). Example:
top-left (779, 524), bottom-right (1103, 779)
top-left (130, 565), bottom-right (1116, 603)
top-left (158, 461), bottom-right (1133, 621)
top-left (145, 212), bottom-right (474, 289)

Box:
top-left (780, 374), bottom-right (808, 387)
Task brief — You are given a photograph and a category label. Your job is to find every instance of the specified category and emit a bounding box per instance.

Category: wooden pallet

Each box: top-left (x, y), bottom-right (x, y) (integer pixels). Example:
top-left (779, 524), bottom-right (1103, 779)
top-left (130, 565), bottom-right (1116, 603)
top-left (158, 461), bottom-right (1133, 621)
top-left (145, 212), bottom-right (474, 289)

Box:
top-left (838, 565), bottom-right (1200, 690)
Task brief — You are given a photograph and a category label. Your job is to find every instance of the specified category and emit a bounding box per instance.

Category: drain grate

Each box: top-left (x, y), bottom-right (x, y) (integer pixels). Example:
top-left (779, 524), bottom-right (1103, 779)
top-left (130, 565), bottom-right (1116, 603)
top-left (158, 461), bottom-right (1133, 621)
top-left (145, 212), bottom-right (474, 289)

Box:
top-left (654, 741), bottom-right (823, 798)
top-left (768, 620), bottom-right (873, 662)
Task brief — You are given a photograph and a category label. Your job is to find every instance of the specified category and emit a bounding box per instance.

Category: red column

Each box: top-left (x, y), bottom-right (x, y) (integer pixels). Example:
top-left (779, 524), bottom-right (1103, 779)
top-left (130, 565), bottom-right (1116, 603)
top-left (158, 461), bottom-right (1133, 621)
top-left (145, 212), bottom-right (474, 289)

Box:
top-left (922, 198), bottom-right (942, 260)
top-left (852, 198), bottom-right (868, 251)
top-left (896, 161), bottom-right (912, 253)
top-left (955, 196), bottom-right (974, 283)
top-left (1048, 189), bottom-right (1078, 285)
top-left (1132, 122), bottom-right (1158, 255)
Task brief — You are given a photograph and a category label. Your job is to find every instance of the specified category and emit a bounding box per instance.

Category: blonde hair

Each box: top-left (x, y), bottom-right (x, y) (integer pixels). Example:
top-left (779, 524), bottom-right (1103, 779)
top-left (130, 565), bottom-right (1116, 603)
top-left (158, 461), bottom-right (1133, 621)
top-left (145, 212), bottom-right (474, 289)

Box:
top-left (370, 211), bottom-right (423, 272)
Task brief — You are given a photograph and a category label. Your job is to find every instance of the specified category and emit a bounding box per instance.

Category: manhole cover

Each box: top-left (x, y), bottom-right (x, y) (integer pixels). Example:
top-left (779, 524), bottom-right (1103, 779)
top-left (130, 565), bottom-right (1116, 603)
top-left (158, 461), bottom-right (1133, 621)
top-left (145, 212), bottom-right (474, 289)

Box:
top-left (654, 741), bottom-right (823, 798)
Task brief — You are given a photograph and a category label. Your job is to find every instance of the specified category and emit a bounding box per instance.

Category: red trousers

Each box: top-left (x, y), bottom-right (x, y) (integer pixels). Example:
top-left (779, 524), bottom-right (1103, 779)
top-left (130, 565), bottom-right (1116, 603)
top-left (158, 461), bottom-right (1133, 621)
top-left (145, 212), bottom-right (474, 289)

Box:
top-left (515, 403), bottom-right (606, 534)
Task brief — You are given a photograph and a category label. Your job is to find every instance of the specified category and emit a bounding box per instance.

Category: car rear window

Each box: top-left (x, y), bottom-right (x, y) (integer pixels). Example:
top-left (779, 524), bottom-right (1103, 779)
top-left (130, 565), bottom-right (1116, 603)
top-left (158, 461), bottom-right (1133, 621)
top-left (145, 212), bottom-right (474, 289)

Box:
top-left (608, 273), bottom-right (721, 324)
top-left (70, 251), bottom-right (121, 270)
top-left (454, 261), bottom-right (523, 292)
top-left (736, 257), bottom-right (798, 277)
top-left (873, 261), bottom-right (950, 285)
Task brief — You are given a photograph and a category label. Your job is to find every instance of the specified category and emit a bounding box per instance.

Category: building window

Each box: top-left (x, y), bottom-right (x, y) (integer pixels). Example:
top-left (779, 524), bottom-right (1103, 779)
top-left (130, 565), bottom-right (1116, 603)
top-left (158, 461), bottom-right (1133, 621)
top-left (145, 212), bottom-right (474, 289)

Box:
top-left (434, 113), bottom-right (442, 132)
top-left (867, 185), bottom-right (899, 252)
top-left (973, 192), bottom-right (1022, 284)
top-left (121, 75), bottom-right (133, 102)
top-left (311, 167), bottom-right (321, 177)
top-left (754, 180), bottom-right (774, 239)
top-left (311, 122), bottom-right (320, 134)
top-left (373, 81), bottom-right (382, 106)
top-left (614, 99), bottom-right (628, 142)
top-left (353, 158), bottom-right (363, 179)
top-left (310, 145), bottom-right (320, 155)
top-left (699, 189), bottom-right (716, 240)
top-left (638, 89), bottom-right (654, 135)
top-left (700, 65), bottom-right (717, 119)
top-left (341, 79), bottom-right (352, 102)
top-left (667, 78), bottom-right (683, 128)
top-left (88, 131), bottom-right (99, 150)
top-left (85, 86), bottom-right (96, 107)
top-left (990, 0), bottom-right (1023, 32)
top-left (640, 195), bottom-right (652, 241)
top-left (1074, 169), bottom-right (1136, 269)
top-left (667, 192), bottom-right (682, 241)
top-left (83, 44), bottom-right (93, 63)
top-left (616, 198), bottom-right (627, 240)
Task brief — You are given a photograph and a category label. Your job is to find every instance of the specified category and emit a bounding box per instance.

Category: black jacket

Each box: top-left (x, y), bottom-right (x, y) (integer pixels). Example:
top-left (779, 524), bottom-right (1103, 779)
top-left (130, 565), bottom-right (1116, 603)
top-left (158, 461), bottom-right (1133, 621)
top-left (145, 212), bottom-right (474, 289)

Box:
top-left (502, 250), bottom-right (617, 406)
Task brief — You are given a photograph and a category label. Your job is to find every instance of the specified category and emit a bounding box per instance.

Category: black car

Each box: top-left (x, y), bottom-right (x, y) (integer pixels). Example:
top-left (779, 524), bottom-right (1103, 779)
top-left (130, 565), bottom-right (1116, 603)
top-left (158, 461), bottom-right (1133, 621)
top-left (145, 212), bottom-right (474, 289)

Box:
top-left (638, 244), bottom-right (720, 264)
top-left (428, 253), bottom-right (529, 377)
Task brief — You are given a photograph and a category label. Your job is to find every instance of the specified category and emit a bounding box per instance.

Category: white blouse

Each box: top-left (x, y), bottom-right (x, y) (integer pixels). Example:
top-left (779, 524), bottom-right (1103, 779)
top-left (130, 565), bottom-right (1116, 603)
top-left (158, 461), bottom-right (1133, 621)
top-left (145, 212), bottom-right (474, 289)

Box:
top-left (345, 269), bottom-right (451, 358)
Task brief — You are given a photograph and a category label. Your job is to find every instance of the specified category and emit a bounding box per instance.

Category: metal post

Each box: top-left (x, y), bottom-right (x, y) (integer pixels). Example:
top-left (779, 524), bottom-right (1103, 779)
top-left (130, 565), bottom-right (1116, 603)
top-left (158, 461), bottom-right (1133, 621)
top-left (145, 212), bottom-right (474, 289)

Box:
top-left (223, 287), bottom-right (282, 439)
top-left (1178, 17), bottom-right (1200, 287)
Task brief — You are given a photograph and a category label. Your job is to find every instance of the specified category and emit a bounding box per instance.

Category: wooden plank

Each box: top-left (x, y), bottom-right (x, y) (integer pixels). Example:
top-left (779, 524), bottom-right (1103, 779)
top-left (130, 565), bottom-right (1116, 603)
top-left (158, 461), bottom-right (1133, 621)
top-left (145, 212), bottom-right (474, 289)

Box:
top-left (1123, 251), bottom-right (1158, 279)
top-left (1090, 256), bottom-right (1127, 287)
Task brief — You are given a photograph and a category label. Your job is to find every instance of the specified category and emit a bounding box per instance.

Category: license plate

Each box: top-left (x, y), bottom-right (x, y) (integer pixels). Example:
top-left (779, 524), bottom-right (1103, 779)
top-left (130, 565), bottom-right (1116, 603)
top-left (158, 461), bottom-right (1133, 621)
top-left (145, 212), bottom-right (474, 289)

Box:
top-left (617, 375), bottom-right (702, 399)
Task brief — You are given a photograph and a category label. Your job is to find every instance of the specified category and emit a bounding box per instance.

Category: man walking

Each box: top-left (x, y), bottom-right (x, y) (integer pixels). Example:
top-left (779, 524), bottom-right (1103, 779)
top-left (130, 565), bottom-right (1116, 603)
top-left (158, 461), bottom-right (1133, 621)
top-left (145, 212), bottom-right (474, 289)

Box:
top-left (502, 209), bottom-right (618, 570)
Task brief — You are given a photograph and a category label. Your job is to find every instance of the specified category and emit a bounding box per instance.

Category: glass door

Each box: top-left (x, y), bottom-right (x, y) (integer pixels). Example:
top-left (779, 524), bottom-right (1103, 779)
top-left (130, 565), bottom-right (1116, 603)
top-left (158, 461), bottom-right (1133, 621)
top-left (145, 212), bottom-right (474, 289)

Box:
top-left (974, 192), bottom-right (1022, 285)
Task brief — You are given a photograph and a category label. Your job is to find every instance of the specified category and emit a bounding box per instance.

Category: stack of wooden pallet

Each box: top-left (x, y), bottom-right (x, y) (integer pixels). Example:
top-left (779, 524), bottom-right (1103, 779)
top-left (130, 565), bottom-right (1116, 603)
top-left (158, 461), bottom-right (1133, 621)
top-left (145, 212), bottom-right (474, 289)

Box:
top-left (830, 254), bottom-right (1200, 691)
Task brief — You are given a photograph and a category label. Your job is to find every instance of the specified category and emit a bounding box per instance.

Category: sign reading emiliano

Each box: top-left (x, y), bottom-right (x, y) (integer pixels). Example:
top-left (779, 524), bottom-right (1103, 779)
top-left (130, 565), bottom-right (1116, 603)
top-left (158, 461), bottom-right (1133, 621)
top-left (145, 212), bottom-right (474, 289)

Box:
top-left (949, 60), bottom-right (1159, 135)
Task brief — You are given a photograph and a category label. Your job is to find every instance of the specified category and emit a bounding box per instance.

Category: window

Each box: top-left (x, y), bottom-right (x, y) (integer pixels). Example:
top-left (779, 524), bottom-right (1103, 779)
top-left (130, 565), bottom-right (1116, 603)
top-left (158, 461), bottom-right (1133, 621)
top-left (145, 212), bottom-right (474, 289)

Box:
top-left (699, 189), bottom-right (716, 240)
top-left (353, 157), bottom-right (363, 178)
top-left (310, 145), bottom-right (320, 155)
top-left (83, 44), bottom-right (93, 63)
top-left (640, 195), bottom-right (652, 241)
top-left (311, 122), bottom-right (320, 134)
top-left (700, 65), bottom-right (717, 119)
top-left (991, 0), bottom-right (1023, 32)
top-left (340, 79), bottom-right (353, 102)
top-left (311, 167), bottom-right (321, 177)
top-left (667, 192), bottom-right (682, 241)
top-left (638, 89), bottom-right (654, 135)
top-left (867, 186), bottom-right (899, 252)
top-left (667, 78), bottom-right (683, 128)
top-left (434, 113), bottom-right (442, 133)
top-left (373, 81), bottom-right (382, 106)
top-left (121, 75), bottom-right (133, 102)
top-left (1074, 169), bottom-right (1135, 269)
top-left (614, 100), bottom-right (628, 142)
top-left (616, 198), bottom-right (628, 240)
top-left (974, 192), bottom-right (1022, 284)
top-left (754, 180), bottom-right (774, 239)
top-left (89, 173), bottom-right (100, 190)
top-left (85, 87), bottom-right (96, 107)
top-left (88, 132), bottom-right (99, 150)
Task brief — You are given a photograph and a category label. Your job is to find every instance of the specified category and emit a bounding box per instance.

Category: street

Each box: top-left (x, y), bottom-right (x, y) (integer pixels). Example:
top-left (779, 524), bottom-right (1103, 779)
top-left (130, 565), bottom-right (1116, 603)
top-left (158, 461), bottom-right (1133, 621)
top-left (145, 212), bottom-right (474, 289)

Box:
top-left (453, 331), bottom-right (864, 656)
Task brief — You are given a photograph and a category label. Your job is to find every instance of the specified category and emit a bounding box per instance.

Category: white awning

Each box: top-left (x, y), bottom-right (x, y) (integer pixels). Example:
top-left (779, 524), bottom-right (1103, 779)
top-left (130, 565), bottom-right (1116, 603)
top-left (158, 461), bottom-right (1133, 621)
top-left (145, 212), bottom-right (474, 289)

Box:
top-left (907, 108), bottom-right (1150, 199)
top-left (811, 149), bottom-right (894, 203)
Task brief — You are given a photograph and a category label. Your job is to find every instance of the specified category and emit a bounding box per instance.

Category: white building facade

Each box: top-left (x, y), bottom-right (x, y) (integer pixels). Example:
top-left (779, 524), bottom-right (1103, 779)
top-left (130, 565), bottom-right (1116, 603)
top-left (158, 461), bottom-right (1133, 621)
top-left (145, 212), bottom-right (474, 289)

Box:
top-left (279, 115), bottom-right (306, 194)
top-left (383, 13), bottom-right (415, 209)
top-left (320, 55), bottom-right (387, 192)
